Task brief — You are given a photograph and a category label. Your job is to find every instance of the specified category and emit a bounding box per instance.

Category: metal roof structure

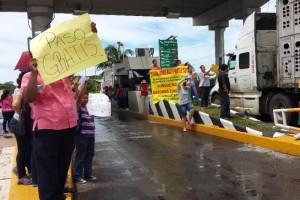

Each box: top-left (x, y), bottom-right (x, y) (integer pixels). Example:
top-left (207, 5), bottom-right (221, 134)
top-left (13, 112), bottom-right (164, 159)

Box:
top-left (1, 0), bottom-right (269, 26)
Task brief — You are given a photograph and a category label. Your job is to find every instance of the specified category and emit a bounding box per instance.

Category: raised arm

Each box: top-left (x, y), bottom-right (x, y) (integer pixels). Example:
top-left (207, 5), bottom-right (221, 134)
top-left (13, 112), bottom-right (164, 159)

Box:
top-left (76, 77), bottom-right (90, 107)
top-left (23, 58), bottom-right (38, 103)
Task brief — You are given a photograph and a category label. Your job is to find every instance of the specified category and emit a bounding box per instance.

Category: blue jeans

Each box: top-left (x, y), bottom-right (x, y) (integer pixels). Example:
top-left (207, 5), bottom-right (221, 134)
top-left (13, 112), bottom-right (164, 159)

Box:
top-left (188, 85), bottom-right (201, 106)
top-left (73, 134), bottom-right (95, 180)
top-left (220, 92), bottom-right (230, 118)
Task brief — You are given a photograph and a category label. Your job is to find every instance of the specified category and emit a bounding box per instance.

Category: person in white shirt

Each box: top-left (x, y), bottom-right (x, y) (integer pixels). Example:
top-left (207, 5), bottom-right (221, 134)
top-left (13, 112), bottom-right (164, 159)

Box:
top-left (197, 65), bottom-right (215, 107)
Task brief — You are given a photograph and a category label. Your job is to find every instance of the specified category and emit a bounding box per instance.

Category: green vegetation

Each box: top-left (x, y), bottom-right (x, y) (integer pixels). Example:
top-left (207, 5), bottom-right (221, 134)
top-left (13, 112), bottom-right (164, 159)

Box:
top-left (194, 105), bottom-right (279, 132)
top-left (0, 81), bottom-right (16, 93)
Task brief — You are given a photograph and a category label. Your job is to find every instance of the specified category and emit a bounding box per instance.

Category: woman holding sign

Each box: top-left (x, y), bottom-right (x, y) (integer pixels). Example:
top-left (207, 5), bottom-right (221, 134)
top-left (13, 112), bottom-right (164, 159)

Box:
top-left (21, 22), bottom-right (98, 200)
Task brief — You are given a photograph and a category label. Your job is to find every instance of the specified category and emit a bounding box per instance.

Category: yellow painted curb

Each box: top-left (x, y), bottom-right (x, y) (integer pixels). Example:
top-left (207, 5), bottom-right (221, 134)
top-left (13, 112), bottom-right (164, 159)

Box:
top-left (9, 147), bottom-right (73, 200)
top-left (147, 115), bottom-right (300, 157)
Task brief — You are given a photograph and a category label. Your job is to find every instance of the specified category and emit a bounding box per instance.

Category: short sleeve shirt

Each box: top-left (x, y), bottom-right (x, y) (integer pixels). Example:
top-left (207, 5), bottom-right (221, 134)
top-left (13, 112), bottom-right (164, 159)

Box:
top-left (21, 73), bottom-right (78, 130)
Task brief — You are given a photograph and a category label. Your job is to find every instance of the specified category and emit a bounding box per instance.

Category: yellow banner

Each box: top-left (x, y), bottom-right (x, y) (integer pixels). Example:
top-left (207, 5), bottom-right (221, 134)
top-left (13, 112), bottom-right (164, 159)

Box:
top-left (150, 66), bottom-right (187, 104)
top-left (30, 13), bottom-right (107, 85)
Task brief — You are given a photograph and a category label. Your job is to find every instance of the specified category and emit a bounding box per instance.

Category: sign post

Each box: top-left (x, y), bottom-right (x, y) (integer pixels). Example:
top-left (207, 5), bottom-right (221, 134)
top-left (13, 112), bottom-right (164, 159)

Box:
top-left (159, 39), bottom-right (178, 68)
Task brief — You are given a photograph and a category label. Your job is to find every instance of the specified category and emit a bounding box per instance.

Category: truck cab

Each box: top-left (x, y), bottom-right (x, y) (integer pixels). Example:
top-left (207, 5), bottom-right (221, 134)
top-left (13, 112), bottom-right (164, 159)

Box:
top-left (210, 11), bottom-right (299, 124)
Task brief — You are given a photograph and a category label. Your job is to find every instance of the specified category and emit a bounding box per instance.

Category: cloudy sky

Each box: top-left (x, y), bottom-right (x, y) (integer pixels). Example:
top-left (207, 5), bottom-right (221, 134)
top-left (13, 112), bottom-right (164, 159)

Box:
top-left (0, 0), bottom-right (275, 84)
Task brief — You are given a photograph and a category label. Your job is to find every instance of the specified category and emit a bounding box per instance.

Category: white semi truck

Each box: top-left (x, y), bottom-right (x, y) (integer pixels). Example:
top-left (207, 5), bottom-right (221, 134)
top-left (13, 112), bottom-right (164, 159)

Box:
top-left (210, 0), bottom-right (300, 125)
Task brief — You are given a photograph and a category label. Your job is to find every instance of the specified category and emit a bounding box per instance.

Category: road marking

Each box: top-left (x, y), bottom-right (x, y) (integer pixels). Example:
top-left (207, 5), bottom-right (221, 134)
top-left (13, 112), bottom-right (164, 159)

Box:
top-left (129, 135), bottom-right (152, 139)
top-left (0, 146), bottom-right (15, 200)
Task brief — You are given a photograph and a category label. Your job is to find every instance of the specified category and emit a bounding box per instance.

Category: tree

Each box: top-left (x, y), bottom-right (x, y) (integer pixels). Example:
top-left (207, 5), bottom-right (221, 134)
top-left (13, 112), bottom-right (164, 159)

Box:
top-left (97, 44), bottom-right (134, 71)
top-left (0, 81), bottom-right (16, 93)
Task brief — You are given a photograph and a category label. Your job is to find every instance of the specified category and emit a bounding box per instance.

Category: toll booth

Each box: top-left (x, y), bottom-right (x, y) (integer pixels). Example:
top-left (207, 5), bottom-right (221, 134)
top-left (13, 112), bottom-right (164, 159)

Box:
top-left (112, 50), bottom-right (159, 113)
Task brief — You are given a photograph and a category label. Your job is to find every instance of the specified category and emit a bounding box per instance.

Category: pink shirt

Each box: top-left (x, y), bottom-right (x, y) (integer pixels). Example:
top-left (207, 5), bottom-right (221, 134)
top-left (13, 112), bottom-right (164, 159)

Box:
top-left (1, 96), bottom-right (14, 112)
top-left (21, 73), bottom-right (78, 130)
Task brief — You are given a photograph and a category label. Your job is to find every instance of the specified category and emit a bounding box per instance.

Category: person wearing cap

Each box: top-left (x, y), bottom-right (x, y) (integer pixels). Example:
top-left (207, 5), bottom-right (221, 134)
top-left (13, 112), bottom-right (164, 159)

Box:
top-left (140, 80), bottom-right (149, 113)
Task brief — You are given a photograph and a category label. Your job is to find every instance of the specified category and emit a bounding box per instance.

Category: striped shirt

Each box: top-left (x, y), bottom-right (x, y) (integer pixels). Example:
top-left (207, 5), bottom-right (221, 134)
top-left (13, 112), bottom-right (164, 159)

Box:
top-left (79, 106), bottom-right (95, 138)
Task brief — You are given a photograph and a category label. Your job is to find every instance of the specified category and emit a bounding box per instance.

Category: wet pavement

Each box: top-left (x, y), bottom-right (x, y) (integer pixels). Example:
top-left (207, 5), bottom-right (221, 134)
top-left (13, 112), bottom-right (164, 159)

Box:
top-left (75, 112), bottom-right (300, 200)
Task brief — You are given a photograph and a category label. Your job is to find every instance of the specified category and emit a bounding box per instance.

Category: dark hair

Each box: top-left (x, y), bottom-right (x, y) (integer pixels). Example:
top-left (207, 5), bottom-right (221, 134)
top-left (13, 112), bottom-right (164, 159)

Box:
top-left (200, 65), bottom-right (205, 69)
top-left (174, 59), bottom-right (181, 66)
top-left (182, 82), bottom-right (187, 87)
top-left (220, 64), bottom-right (228, 71)
top-left (17, 71), bottom-right (27, 88)
top-left (152, 59), bottom-right (157, 64)
top-left (1, 90), bottom-right (10, 101)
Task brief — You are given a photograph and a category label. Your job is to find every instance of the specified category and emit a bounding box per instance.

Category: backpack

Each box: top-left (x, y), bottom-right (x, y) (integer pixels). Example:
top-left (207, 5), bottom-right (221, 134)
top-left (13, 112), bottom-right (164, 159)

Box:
top-left (17, 99), bottom-right (31, 136)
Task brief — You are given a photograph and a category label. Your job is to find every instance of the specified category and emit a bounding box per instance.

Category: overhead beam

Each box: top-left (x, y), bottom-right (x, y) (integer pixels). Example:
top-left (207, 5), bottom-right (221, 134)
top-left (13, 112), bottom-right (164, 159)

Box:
top-left (193, 0), bottom-right (268, 26)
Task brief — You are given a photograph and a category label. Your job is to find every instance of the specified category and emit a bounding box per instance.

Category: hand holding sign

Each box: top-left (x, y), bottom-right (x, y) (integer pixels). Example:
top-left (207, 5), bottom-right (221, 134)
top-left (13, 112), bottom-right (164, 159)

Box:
top-left (29, 58), bottom-right (38, 75)
top-left (30, 14), bottom-right (107, 85)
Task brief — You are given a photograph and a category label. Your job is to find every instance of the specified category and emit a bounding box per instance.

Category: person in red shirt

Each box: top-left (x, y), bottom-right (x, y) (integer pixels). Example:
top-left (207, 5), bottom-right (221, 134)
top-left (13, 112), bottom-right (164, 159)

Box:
top-left (140, 80), bottom-right (149, 113)
top-left (151, 59), bottom-right (160, 70)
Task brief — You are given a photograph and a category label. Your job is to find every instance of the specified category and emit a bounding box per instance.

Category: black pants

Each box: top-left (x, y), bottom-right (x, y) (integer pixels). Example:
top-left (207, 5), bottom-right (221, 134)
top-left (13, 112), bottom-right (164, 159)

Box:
top-left (200, 86), bottom-right (210, 107)
top-left (10, 117), bottom-right (32, 179)
top-left (34, 127), bottom-right (76, 200)
top-left (2, 111), bottom-right (14, 131)
top-left (220, 91), bottom-right (230, 118)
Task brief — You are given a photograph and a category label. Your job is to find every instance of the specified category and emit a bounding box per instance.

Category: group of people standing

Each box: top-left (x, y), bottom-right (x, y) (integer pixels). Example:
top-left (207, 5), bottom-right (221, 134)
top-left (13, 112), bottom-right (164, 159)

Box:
top-left (143, 59), bottom-right (230, 132)
top-left (177, 62), bottom-right (230, 131)
top-left (104, 84), bottom-right (129, 110)
top-left (0, 22), bottom-right (98, 200)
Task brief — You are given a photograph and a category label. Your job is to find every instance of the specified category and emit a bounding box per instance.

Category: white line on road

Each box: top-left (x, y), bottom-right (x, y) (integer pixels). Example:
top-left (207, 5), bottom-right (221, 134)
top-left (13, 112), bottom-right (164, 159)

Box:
top-left (129, 135), bottom-right (153, 139)
top-left (0, 146), bottom-right (15, 200)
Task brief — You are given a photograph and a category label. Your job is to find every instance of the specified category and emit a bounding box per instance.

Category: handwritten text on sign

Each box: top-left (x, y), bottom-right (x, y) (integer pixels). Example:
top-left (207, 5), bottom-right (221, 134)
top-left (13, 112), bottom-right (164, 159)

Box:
top-left (150, 66), bottom-right (187, 104)
top-left (87, 93), bottom-right (111, 117)
top-left (30, 13), bottom-right (107, 85)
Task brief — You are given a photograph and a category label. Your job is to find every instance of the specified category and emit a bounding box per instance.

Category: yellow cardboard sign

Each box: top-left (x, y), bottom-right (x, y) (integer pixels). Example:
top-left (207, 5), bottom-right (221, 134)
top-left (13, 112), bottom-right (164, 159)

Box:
top-left (211, 64), bottom-right (219, 73)
top-left (150, 66), bottom-right (188, 104)
top-left (30, 13), bottom-right (107, 85)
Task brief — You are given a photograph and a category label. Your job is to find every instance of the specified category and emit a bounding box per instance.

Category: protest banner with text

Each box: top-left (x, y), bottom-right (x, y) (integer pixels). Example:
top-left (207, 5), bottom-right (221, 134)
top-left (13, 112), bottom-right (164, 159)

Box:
top-left (150, 66), bottom-right (187, 104)
top-left (30, 13), bottom-right (107, 85)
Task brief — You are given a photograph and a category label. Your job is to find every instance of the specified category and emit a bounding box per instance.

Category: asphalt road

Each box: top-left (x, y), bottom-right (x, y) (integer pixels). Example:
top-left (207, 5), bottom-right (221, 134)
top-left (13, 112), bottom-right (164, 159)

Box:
top-left (75, 112), bottom-right (300, 200)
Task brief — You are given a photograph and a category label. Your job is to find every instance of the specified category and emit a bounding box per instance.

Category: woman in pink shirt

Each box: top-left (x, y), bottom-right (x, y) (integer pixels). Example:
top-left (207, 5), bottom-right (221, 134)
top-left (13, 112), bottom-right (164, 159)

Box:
top-left (21, 22), bottom-right (98, 200)
top-left (1, 90), bottom-right (14, 133)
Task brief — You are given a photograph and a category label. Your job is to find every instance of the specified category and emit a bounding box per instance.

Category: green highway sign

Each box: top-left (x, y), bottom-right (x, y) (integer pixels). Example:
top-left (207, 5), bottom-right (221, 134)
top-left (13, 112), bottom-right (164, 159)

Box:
top-left (159, 39), bottom-right (178, 68)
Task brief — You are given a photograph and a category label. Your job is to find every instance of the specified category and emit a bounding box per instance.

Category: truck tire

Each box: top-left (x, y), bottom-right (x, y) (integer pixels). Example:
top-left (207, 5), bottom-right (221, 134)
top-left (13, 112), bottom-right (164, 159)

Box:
top-left (269, 93), bottom-right (297, 125)
top-left (211, 93), bottom-right (221, 105)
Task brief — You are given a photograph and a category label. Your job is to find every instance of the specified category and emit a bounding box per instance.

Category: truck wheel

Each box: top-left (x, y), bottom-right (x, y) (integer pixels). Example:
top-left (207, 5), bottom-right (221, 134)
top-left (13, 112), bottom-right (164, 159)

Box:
top-left (211, 93), bottom-right (221, 105)
top-left (269, 93), bottom-right (297, 125)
